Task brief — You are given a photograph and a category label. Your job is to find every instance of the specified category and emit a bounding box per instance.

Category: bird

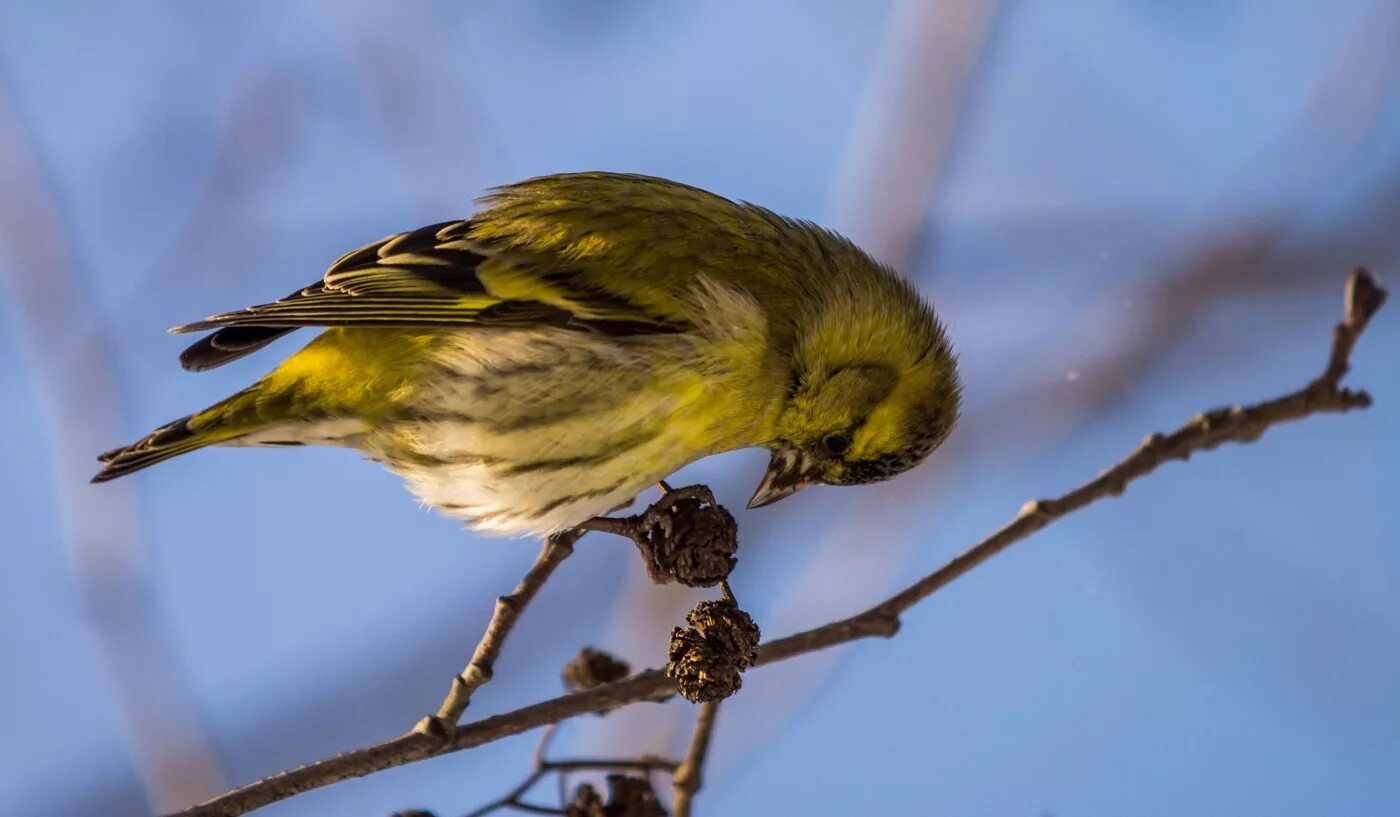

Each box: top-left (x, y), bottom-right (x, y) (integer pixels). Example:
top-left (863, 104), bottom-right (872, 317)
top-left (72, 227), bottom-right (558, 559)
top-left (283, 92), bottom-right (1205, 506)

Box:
top-left (93, 172), bottom-right (961, 536)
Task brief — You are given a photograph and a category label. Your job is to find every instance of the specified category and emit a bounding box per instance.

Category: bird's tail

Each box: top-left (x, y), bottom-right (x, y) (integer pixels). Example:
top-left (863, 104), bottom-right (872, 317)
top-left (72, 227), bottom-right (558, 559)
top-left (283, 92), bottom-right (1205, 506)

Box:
top-left (91, 386), bottom-right (267, 483)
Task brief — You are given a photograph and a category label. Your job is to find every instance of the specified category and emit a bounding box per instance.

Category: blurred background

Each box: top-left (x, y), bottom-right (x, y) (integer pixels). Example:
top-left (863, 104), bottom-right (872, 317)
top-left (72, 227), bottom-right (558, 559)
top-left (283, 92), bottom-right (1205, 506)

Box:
top-left (2, 2), bottom-right (1397, 815)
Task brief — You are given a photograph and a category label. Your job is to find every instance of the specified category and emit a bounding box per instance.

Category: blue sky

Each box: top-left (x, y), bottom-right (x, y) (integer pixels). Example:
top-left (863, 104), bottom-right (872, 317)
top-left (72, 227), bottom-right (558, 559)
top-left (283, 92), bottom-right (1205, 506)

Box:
top-left (1, 2), bottom-right (1397, 816)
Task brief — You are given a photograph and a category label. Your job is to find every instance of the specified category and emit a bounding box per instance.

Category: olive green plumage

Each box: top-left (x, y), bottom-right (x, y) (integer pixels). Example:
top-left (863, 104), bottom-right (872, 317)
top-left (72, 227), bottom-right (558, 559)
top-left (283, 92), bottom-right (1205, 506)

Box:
top-left (93, 172), bottom-right (961, 535)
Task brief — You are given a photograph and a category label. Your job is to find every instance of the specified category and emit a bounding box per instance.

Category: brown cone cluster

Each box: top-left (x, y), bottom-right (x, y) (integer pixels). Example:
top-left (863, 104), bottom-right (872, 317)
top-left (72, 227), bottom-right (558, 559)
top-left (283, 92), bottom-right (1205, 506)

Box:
top-left (666, 599), bottom-right (761, 703)
top-left (633, 487), bottom-right (737, 587)
top-left (562, 647), bottom-right (631, 692)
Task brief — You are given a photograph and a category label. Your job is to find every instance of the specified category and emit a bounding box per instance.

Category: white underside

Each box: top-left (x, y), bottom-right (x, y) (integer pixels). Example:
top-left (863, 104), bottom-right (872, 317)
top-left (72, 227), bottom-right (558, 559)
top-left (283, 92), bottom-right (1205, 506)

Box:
top-left (382, 330), bottom-right (717, 535)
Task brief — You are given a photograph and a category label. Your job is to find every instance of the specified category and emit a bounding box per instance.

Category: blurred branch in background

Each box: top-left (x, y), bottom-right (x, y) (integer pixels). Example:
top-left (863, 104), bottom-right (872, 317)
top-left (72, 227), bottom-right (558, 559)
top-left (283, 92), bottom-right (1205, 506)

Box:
top-left (30, 14), bottom-right (535, 812)
top-left (170, 269), bottom-right (1385, 817)
top-left (0, 73), bottom-right (227, 811)
top-left (135, 65), bottom-right (308, 301)
top-left (329, 13), bottom-right (496, 218)
top-left (825, 0), bottom-right (1002, 270)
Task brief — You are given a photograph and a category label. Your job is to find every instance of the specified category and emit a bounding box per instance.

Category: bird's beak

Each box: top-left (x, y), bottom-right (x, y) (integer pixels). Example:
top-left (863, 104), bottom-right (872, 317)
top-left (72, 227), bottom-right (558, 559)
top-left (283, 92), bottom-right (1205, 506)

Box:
top-left (747, 444), bottom-right (818, 509)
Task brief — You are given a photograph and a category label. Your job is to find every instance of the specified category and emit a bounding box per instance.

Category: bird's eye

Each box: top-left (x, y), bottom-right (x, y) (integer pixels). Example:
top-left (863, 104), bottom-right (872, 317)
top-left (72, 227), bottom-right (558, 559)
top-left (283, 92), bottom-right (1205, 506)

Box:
top-left (821, 433), bottom-right (851, 456)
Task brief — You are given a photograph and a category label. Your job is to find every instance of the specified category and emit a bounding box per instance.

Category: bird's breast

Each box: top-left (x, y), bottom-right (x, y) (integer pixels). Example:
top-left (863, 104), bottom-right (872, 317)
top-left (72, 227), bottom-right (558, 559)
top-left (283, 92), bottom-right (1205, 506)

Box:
top-left (363, 326), bottom-right (772, 535)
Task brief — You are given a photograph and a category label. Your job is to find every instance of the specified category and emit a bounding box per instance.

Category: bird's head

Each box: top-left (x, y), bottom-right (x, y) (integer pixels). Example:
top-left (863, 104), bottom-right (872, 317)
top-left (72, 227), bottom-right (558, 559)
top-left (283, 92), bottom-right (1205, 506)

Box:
top-left (748, 274), bottom-right (961, 508)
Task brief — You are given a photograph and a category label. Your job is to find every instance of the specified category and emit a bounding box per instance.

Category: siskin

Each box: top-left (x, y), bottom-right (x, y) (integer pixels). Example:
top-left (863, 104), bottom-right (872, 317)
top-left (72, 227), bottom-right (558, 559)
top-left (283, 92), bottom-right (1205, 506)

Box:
top-left (93, 173), bottom-right (961, 535)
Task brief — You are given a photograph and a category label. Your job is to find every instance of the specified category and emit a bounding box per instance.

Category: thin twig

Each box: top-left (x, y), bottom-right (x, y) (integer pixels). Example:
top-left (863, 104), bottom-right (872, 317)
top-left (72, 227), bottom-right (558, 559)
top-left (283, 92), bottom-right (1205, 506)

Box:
top-left (169, 269), bottom-right (1384, 817)
top-left (460, 769), bottom-right (548, 817)
top-left (417, 530), bottom-right (583, 739)
top-left (544, 758), bottom-right (679, 774)
top-left (826, 0), bottom-right (1001, 270)
top-left (671, 702), bottom-right (721, 817)
top-left (532, 724), bottom-right (560, 768)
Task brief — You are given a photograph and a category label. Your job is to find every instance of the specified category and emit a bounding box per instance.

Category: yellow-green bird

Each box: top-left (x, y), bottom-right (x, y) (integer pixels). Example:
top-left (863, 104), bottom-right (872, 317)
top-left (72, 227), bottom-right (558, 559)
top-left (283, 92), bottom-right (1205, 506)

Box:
top-left (93, 173), bottom-right (961, 535)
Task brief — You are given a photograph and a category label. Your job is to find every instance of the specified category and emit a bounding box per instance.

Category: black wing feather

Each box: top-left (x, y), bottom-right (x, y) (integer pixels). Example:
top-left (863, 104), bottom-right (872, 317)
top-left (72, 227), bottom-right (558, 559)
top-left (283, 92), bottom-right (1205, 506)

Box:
top-left (178, 326), bottom-right (297, 372)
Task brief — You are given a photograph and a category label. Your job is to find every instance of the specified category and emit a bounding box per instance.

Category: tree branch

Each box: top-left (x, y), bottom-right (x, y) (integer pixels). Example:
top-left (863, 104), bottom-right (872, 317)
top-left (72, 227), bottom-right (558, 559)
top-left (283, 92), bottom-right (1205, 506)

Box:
top-left (671, 702), bottom-right (720, 817)
top-left (170, 268), bottom-right (1386, 817)
top-left (417, 530), bottom-right (583, 739)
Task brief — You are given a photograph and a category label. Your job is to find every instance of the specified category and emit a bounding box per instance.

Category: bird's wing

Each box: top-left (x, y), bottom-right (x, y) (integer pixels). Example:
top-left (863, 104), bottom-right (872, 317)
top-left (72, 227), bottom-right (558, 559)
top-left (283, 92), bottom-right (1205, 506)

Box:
top-left (171, 219), bottom-right (686, 371)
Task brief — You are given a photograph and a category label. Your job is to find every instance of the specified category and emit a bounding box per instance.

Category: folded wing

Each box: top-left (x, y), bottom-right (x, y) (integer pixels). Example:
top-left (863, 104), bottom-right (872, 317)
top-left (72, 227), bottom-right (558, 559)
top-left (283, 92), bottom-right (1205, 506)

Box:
top-left (172, 219), bottom-right (684, 371)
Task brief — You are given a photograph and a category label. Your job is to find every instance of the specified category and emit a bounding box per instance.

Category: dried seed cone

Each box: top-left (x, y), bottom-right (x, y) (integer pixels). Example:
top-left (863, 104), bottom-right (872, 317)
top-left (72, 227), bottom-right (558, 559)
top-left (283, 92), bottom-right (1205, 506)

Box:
top-left (603, 775), bottom-right (667, 817)
top-left (562, 647), bottom-right (631, 691)
top-left (635, 488), bottom-right (738, 587)
top-left (666, 599), bottom-right (761, 703)
top-left (566, 783), bottom-right (606, 817)
top-left (567, 776), bottom-right (667, 817)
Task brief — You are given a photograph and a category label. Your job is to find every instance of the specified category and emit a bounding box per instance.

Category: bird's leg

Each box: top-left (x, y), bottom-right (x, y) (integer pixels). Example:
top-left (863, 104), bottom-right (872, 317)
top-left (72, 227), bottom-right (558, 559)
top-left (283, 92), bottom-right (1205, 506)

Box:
top-left (581, 484), bottom-right (716, 540)
top-left (577, 515), bottom-right (638, 538)
top-left (652, 483), bottom-right (716, 510)
top-left (581, 483), bottom-right (736, 586)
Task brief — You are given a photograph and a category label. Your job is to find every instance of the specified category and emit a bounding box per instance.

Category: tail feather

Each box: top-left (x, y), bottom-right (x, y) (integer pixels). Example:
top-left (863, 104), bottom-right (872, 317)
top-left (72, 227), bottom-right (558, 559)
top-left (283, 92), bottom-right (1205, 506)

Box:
top-left (95, 328), bottom-right (384, 482)
top-left (91, 388), bottom-right (265, 483)
top-left (91, 416), bottom-right (216, 482)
